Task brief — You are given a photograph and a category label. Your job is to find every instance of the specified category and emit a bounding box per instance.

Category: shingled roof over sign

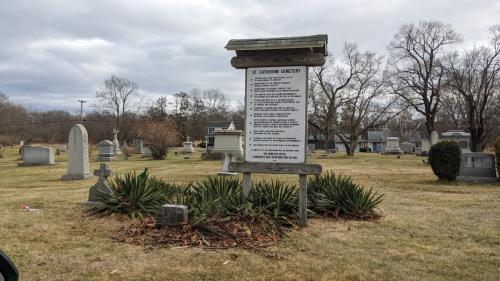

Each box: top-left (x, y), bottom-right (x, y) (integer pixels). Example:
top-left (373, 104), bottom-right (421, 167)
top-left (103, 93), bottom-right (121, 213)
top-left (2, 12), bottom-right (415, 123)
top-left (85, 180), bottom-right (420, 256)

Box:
top-left (225, 34), bottom-right (328, 55)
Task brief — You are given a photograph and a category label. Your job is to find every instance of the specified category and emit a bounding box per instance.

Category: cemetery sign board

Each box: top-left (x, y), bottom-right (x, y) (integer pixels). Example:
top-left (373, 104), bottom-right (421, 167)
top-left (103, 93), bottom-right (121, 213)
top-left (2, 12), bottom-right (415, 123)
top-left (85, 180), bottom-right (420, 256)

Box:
top-left (225, 34), bottom-right (328, 226)
top-left (245, 66), bottom-right (307, 163)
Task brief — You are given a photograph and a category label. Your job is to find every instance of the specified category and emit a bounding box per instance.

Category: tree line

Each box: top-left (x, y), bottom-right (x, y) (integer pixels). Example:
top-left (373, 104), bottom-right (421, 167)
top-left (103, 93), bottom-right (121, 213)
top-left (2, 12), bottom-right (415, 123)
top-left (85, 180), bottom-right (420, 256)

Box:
top-left (0, 20), bottom-right (499, 155)
top-left (308, 20), bottom-right (500, 155)
top-left (0, 80), bottom-right (244, 147)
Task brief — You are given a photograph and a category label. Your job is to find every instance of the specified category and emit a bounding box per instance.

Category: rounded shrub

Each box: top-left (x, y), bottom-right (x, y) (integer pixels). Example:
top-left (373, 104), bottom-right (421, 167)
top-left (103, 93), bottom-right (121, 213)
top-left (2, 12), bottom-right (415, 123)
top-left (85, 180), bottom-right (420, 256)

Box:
top-left (428, 141), bottom-right (461, 181)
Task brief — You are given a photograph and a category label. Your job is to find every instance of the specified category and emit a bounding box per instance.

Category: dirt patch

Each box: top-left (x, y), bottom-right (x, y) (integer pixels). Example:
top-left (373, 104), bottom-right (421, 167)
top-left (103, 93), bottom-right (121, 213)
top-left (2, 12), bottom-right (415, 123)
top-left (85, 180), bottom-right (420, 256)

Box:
top-left (112, 217), bottom-right (287, 250)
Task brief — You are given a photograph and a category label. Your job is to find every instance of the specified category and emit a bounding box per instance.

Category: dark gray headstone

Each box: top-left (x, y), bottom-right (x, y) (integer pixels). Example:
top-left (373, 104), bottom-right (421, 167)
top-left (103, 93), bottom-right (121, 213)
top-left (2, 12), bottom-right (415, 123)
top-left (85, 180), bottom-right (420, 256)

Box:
top-left (457, 153), bottom-right (497, 182)
top-left (160, 204), bottom-right (188, 227)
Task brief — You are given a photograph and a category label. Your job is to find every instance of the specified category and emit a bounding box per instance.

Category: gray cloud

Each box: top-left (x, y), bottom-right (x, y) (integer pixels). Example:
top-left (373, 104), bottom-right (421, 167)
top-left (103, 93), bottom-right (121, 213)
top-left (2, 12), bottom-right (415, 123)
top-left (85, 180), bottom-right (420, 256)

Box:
top-left (0, 0), bottom-right (498, 112)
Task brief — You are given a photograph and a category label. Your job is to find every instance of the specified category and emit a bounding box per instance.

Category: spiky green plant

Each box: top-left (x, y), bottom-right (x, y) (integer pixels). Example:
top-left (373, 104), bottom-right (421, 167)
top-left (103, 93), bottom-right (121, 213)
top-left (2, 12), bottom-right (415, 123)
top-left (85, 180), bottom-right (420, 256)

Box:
top-left (308, 171), bottom-right (384, 219)
top-left (90, 168), bottom-right (178, 219)
top-left (188, 176), bottom-right (248, 220)
top-left (250, 180), bottom-right (298, 221)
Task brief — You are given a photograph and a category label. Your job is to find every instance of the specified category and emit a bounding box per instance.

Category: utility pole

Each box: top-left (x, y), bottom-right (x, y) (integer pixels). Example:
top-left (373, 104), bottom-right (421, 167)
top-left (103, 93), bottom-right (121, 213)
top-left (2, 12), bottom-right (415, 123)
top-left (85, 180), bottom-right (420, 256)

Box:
top-left (78, 100), bottom-right (86, 122)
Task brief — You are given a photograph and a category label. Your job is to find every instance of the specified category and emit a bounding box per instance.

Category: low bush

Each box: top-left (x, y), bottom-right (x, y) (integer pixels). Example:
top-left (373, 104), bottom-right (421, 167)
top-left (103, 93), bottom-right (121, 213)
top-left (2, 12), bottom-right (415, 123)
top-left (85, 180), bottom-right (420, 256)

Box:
top-left (308, 171), bottom-right (384, 219)
top-left (250, 180), bottom-right (298, 223)
top-left (91, 171), bottom-right (384, 225)
top-left (121, 145), bottom-right (134, 158)
top-left (359, 147), bottom-right (371, 153)
top-left (495, 137), bottom-right (500, 180)
top-left (188, 176), bottom-right (248, 222)
top-left (428, 141), bottom-right (461, 181)
top-left (90, 169), bottom-right (179, 218)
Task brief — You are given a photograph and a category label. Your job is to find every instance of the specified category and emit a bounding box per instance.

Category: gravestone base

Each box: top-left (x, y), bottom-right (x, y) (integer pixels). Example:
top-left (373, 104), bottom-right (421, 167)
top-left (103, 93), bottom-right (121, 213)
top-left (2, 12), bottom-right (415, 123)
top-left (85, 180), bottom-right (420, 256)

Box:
top-left (99, 155), bottom-right (116, 161)
top-left (61, 174), bottom-right (91, 181)
top-left (383, 148), bottom-right (404, 155)
top-left (160, 204), bottom-right (188, 228)
top-left (456, 176), bottom-right (497, 183)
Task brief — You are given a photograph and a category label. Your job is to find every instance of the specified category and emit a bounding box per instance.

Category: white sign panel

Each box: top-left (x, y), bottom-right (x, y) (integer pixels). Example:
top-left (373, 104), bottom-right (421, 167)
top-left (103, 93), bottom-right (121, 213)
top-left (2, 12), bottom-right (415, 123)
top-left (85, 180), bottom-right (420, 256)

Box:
top-left (245, 66), bottom-right (307, 163)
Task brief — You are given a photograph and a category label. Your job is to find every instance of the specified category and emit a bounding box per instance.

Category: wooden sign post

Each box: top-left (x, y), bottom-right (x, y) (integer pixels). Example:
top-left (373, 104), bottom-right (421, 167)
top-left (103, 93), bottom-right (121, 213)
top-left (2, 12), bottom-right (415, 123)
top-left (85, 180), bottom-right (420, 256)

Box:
top-left (225, 35), bottom-right (328, 226)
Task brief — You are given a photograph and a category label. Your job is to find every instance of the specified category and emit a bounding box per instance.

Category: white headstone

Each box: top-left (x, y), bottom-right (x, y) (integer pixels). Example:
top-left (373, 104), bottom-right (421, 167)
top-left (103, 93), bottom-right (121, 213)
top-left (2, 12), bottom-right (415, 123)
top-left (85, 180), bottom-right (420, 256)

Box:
top-left (430, 130), bottom-right (440, 146)
top-left (22, 146), bottom-right (55, 165)
top-left (383, 137), bottom-right (404, 155)
top-left (181, 136), bottom-right (194, 154)
top-left (112, 127), bottom-right (122, 155)
top-left (62, 124), bottom-right (90, 180)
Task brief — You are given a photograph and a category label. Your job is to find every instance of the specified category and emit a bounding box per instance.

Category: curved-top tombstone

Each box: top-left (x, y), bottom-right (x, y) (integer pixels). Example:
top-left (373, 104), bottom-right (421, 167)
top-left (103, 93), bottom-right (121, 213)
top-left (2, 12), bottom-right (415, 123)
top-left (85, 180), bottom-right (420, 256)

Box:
top-left (62, 124), bottom-right (90, 180)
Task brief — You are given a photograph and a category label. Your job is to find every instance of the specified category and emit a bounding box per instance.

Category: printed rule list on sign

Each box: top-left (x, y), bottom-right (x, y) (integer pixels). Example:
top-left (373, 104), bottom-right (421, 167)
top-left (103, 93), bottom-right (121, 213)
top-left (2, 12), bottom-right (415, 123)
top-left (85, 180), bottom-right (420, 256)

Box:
top-left (245, 66), bottom-right (307, 163)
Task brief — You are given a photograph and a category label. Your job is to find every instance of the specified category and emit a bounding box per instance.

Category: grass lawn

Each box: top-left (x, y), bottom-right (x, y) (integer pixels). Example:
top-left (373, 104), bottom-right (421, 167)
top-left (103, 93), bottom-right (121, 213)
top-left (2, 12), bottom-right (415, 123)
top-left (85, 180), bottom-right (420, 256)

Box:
top-left (0, 146), bottom-right (499, 281)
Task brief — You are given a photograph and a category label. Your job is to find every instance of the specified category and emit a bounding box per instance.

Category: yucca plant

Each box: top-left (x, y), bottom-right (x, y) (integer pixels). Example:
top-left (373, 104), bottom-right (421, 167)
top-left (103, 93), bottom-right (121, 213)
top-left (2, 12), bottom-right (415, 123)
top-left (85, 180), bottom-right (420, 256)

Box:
top-left (250, 180), bottom-right (298, 222)
top-left (308, 171), bottom-right (384, 219)
top-left (189, 176), bottom-right (248, 221)
top-left (89, 169), bottom-right (176, 219)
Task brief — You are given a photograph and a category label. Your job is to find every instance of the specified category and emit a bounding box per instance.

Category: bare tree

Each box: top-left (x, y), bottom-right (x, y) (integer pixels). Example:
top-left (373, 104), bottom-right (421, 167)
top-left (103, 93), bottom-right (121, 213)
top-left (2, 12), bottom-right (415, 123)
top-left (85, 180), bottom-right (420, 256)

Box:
top-left (201, 88), bottom-right (230, 118)
top-left (445, 25), bottom-right (500, 151)
top-left (388, 21), bottom-right (462, 135)
top-left (438, 91), bottom-right (467, 129)
top-left (336, 46), bottom-right (402, 156)
top-left (94, 75), bottom-right (143, 139)
top-left (139, 119), bottom-right (179, 160)
top-left (308, 44), bottom-right (365, 148)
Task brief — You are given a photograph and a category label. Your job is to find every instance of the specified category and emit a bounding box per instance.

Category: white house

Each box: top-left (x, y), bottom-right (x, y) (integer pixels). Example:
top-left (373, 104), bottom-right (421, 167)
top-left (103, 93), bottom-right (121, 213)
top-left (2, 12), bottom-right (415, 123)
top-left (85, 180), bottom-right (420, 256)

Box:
top-left (205, 120), bottom-right (235, 153)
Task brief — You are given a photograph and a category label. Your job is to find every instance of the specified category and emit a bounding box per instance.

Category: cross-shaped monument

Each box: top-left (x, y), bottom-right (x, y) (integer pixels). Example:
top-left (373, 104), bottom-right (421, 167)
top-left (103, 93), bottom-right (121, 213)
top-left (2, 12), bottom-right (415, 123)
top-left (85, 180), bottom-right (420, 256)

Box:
top-left (87, 163), bottom-right (113, 203)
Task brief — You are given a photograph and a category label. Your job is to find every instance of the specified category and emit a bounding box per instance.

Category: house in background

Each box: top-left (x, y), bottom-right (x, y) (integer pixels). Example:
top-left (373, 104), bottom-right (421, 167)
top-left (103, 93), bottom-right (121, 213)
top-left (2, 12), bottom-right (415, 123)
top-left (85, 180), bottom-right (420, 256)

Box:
top-left (359, 131), bottom-right (399, 152)
top-left (205, 120), bottom-right (235, 153)
top-left (409, 129), bottom-right (431, 154)
top-left (334, 134), bottom-right (361, 152)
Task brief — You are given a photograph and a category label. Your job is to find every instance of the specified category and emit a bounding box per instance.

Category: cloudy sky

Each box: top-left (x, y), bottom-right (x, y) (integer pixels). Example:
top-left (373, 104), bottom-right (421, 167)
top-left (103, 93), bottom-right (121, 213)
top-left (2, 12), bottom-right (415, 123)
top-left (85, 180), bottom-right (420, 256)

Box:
top-left (1, 0), bottom-right (499, 114)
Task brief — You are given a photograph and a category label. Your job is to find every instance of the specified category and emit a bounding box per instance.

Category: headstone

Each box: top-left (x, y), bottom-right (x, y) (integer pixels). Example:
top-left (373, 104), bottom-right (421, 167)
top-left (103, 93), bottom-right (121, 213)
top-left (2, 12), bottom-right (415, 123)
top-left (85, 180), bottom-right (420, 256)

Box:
top-left (457, 153), bottom-right (497, 182)
top-left (132, 138), bottom-right (144, 154)
top-left (87, 163), bottom-right (113, 203)
top-left (59, 144), bottom-right (68, 152)
top-left (160, 204), bottom-right (188, 227)
top-left (307, 143), bottom-right (316, 153)
top-left (212, 130), bottom-right (243, 176)
top-left (62, 124), bottom-right (90, 180)
top-left (112, 127), bottom-right (122, 155)
top-left (21, 146), bottom-right (55, 165)
top-left (19, 140), bottom-right (24, 155)
top-left (430, 130), bottom-right (440, 146)
top-left (181, 136), bottom-right (194, 154)
top-left (441, 130), bottom-right (471, 153)
top-left (383, 137), bottom-right (404, 155)
top-left (97, 140), bottom-right (116, 161)
top-left (56, 148), bottom-right (61, 155)
top-left (420, 138), bottom-right (431, 155)
top-left (141, 147), bottom-right (152, 157)
top-left (400, 142), bottom-right (415, 154)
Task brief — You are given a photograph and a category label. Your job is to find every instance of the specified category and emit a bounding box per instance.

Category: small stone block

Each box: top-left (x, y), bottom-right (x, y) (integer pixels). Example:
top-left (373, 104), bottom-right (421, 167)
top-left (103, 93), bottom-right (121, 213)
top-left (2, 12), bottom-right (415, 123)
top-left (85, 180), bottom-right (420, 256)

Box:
top-left (160, 204), bottom-right (188, 227)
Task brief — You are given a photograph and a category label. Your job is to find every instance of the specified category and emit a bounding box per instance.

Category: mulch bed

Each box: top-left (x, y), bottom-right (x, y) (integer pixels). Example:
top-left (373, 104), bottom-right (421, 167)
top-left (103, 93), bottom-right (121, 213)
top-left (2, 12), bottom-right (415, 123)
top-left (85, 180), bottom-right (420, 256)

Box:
top-left (112, 217), bottom-right (287, 250)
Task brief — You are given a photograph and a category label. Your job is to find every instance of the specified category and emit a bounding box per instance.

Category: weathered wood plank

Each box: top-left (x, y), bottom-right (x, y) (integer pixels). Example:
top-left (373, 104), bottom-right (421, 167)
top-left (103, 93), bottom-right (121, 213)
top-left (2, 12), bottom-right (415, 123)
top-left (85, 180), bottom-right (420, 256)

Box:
top-left (225, 34), bottom-right (328, 56)
top-left (242, 172), bottom-right (252, 199)
top-left (228, 162), bottom-right (322, 175)
top-left (298, 174), bottom-right (308, 226)
top-left (230, 53), bottom-right (325, 69)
